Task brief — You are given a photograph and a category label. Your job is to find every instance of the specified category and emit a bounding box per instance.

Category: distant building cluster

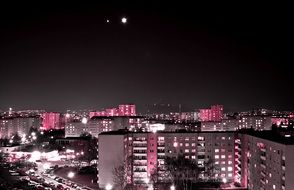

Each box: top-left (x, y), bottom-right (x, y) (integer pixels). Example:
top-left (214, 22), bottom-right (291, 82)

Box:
top-left (1, 105), bottom-right (294, 190)
top-left (199, 105), bottom-right (224, 122)
top-left (89, 104), bottom-right (136, 118)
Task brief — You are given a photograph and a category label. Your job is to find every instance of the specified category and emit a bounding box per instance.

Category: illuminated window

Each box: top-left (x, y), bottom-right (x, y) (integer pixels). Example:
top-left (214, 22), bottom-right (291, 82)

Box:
top-left (185, 149), bottom-right (189, 153)
top-left (221, 155), bottom-right (226, 159)
top-left (221, 137), bottom-right (226, 140)
top-left (185, 143), bottom-right (189, 147)
top-left (221, 161), bottom-right (225, 164)
top-left (215, 161), bottom-right (219, 164)
top-left (215, 149), bottom-right (219, 153)
top-left (228, 161), bottom-right (232, 165)
top-left (173, 142), bottom-right (178, 147)
top-left (215, 155), bottom-right (219, 159)
top-left (191, 149), bottom-right (196, 153)
top-left (191, 143), bottom-right (196, 147)
top-left (228, 173), bottom-right (232, 177)
top-left (180, 143), bottom-right (183, 147)
top-left (228, 167), bottom-right (233, 171)
top-left (185, 156), bottom-right (189, 159)
top-left (221, 167), bottom-right (226, 171)
top-left (273, 185), bottom-right (276, 189)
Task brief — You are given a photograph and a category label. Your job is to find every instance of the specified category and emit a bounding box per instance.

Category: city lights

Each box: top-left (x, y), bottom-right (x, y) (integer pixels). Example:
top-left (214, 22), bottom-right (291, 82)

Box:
top-left (43, 163), bottom-right (50, 170)
top-left (82, 117), bottom-right (87, 124)
top-left (29, 151), bottom-right (41, 162)
top-left (170, 185), bottom-right (175, 190)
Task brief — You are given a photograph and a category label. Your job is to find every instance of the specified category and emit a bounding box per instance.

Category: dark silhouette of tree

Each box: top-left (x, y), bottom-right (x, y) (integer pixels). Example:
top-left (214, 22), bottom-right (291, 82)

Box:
top-left (80, 132), bottom-right (92, 139)
top-left (165, 155), bottom-right (199, 189)
top-left (11, 133), bottom-right (21, 144)
top-left (112, 164), bottom-right (125, 190)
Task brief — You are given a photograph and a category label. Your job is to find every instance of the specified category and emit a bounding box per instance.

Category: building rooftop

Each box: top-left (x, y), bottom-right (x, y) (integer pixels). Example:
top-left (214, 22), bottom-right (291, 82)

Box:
top-left (91, 116), bottom-right (144, 120)
top-left (99, 130), bottom-right (236, 136)
top-left (242, 129), bottom-right (294, 145)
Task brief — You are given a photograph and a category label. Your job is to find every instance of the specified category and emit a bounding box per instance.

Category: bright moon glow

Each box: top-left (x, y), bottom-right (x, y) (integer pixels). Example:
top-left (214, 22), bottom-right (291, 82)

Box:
top-left (121, 17), bottom-right (127, 23)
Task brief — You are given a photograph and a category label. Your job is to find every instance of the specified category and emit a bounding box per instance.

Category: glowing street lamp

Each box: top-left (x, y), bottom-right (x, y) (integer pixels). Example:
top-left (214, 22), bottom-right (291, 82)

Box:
top-left (43, 163), bottom-right (50, 170)
top-left (170, 185), bottom-right (175, 190)
top-left (82, 117), bottom-right (87, 124)
top-left (67, 172), bottom-right (75, 178)
top-left (105, 184), bottom-right (113, 190)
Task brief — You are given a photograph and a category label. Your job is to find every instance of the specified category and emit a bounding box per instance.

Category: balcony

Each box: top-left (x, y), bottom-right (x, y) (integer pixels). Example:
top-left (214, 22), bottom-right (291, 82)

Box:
top-left (133, 169), bottom-right (147, 172)
top-left (133, 162), bottom-right (147, 166)
top-left (260, 155), bottom-right (266, 160)
top-left (133, 146), bottom-right (147, 149)
top-left (133, 144), bottom-right (147, 147)
top-left (133, 152), bottom-right (147, 156)
top-left (133, 156), bottom-right (147, 160)
top-left (157, 143), bottom-right (165, 147)
top-left (260, 178), bottom-right (266, 185)
top-left (158, 152), bottom-right (165, 156)
top-left (134, 165), bottom-right (147, 169)
top-left (261, 163), bottom-right (266, 169)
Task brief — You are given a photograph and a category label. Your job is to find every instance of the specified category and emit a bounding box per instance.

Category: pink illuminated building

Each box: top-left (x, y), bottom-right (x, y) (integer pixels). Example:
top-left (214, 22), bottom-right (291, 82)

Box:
top-left (98, 131), bottom-right (236, 188)
top-left (119, 104), bottom-right (136, 116)
top-left (199, 109), bottom-right (211, 121)
top-left (199, 105), bottom-right (223, 122)
top-left (89, 104), bottom-right (136, 118)
top-left (41, 112), bottom-right (61, 130)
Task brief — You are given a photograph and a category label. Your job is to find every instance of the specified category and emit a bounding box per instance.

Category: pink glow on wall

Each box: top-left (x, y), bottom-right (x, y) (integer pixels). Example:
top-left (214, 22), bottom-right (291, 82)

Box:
top-left (147, 133), bottom-right (157, 177)
top-left (41, 112), bottom-right (60, 130)
top-left (89, 104), bottom-right (136, 118)
top-left (271, 117), bottom-right (289, 126)
top-left (199, 105), bottom-right (223, 122)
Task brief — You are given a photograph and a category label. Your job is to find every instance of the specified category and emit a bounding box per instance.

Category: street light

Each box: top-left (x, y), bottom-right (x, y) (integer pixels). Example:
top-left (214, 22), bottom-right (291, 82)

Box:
top-left (105, 184), bottom-right (113, 190)
top-left (43, 163), bottom-right (50, 170)
top-left (170, 185), bottom-right (175, 190)
top-left (68, 172), bottom-right (75, 178)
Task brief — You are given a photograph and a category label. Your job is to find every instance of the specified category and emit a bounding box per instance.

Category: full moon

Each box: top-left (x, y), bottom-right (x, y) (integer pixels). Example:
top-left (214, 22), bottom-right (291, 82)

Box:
top-left (121, 17), bottom-right (127, 24)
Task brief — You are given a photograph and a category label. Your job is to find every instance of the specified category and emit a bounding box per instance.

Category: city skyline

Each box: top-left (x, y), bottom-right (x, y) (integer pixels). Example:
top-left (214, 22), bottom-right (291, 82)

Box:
top-left (0, 2), bottom-right (293, 112)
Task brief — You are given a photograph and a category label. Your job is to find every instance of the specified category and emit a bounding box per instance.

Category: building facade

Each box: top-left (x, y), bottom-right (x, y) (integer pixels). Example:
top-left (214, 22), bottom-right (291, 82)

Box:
top-left (98, 131), bottom-right (236, 188)
top-left (41, 112), bottom-right (61, 131)
top-left (199, 105), bottom-right (223, 122)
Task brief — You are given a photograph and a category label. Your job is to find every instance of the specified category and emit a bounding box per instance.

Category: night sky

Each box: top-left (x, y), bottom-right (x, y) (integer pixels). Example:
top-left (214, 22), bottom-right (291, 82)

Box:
top-left (0, 2), bottom-right (293, 112)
